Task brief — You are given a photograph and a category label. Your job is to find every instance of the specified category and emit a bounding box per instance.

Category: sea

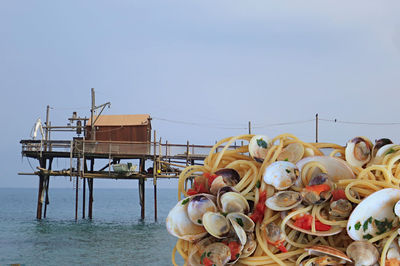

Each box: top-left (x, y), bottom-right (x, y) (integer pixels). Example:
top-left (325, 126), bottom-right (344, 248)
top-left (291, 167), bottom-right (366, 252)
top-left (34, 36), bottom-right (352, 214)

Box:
top-left (0, 188), bottom-right (184, 266)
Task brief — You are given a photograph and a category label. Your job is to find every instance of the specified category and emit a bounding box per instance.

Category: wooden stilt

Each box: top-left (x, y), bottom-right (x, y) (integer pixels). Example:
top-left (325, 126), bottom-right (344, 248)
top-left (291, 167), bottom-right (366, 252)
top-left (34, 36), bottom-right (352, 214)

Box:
top-left (82, 175), bottom-right (86, 219)
top-left (154, 182), bottom-right (157, 221)
top-left (75, 157), bottom-right (80, 221)
top-left (88, 159), bottom-right (94, 219)
top-left (43, 158), bottom-right (53, 218)
top-left (36, 158), bottom-right (46, 220)
top-left (139, 177), bottom-right (145, 220)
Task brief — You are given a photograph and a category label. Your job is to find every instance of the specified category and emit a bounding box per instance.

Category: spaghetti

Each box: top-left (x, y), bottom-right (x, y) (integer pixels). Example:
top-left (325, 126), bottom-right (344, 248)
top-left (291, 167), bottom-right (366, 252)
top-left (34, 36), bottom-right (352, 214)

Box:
top-left (167, 134), bottom-right (400, 265)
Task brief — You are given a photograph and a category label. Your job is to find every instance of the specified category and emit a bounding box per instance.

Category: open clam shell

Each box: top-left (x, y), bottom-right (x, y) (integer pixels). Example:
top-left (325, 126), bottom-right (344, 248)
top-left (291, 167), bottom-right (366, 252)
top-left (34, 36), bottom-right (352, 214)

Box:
top-left (281, 211), bottom-right (342, 236)
top-left (345, 136), bottom-right (372, 167)
top-left (249, 135), bottom-right (271, 162)
top-left (166, 198), bottom-right (207, 241)
top-left (210, 168), bottom-right (241, 195)
top-left (347, 188), bottom-right (400, 241)
top-left (219, 191), bottom-right (250, 214)
top-left (305, 245), bottom-right (352, 263)
top-left (187, 194), bottom-right (218, 225)
top-left (265, 191), bottom-right (302, 211)
top-left (226, 212), bottom-right (255, 233)
top-left (296, 156), bottom-right (355, 186)
top-left (346, 241), bottom-right (379, 266)
top-left (263, 161), bottom-right (298, 190)
top-left (277, 143), bottom-right (305, 163)
top-left (202, 211), bottom-right (231, 239)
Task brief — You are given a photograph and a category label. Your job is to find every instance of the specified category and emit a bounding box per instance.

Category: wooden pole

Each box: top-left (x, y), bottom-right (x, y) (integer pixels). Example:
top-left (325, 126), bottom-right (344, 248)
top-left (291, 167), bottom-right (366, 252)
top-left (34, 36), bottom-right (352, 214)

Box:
top-left (43, 158), bottom-right (53, 218)
top-left (88, 159), bottom-right (94, 219)
top-left (36, 157), bottom-right (46, 219)
top-left (91, 88), bottom-right (96, 140)
top-left (139, 157), bottom-right (146, 220)
top-left (75, 156), bottom-right (80, 221)
top-left (248, 121), bottom-right (251, 134)
top-left (315, 113), bottom-right (319, 143)
top-left (82, 169), bottom-right (86, 219)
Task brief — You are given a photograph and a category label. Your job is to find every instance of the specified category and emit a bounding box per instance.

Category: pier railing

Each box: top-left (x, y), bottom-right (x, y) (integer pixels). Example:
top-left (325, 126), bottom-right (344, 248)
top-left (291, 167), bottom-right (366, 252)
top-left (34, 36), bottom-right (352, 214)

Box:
top-left (20, 139), bottom-right (242, 159)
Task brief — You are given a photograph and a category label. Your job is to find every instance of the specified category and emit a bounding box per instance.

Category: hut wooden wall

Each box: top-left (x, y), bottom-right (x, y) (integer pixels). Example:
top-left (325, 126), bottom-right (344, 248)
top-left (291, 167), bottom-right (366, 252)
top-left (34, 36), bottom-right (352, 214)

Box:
top-left (85, 125), bottom-right (151, 142)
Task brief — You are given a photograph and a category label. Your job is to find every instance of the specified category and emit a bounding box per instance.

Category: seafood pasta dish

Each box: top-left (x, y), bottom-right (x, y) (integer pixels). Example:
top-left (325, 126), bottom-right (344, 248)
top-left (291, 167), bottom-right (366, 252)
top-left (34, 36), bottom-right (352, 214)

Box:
top-left (166, 134), bottom-right (400, 265)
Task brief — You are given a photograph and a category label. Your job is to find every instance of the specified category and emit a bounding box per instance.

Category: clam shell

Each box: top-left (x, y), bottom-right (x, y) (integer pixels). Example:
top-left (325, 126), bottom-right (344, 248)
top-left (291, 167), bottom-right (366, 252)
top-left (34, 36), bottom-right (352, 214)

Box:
top-left (226, 212), bottom-right (255, 233)
top-left (376, 144), bottom-right (398, 157)
top-left (345, 136), bottom-right (372, 167)
top-left (296, 156), bottom-right (355, 186)
top-left (265, 191), bottom-right (302, 211)
top-left (346, 241), bottom-right (379, 266)
top-left (285, 219), bottom-right (343, 236)
top-left (202, 211), bottom-right (231, 239)
top-left (347, 188), bottom-right (400, 241)
top-left (187, 194), bottom-right (217, 225)
top-left (219, 191), bottom-right (250, 214)
top-left (166, 198), bottom-right (207, 241)
top-left (263, 161), bottom-right (298, 190)
top-left (230, 219), bottom-right (247, 246)
top-left (277, 143), bottom-right (305, 163)
top-left (305, 245), bottom-right (352, 263)
top-left (249, 135), bottom-right (271, 162)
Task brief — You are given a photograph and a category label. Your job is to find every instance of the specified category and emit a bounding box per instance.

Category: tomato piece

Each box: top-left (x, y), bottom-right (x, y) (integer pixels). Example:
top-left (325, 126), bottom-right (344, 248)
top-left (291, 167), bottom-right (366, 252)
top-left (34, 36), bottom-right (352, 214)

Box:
top-left (227, 241), bottom-right (241, 261)
top-left (202, 257), bottom-right (214, 266)
top-left (204, 173), bottom-right (218, 187)
top-left (293, 214), bottom-right (331, 231)
top-left (331, 189), bottom-right (347, 201)
top-left (305, 184), bottom-right (331, 195)
top-left (315, 220), bottom-right (331, 231)
top-left (187, 189), bottom-right (198, 196)
top-left (277, 243), bottom-right (288, 253)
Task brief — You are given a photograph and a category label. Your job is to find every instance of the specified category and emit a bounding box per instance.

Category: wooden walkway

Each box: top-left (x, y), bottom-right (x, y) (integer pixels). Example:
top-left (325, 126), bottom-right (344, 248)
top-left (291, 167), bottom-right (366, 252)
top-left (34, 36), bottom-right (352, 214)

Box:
top-left (20, 138), bottom-right (239, 221)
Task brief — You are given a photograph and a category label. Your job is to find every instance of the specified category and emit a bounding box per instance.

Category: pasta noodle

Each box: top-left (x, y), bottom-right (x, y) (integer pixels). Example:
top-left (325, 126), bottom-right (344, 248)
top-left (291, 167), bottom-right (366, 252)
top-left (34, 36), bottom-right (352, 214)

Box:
top-left (167, 134), bottom-right (400, 266)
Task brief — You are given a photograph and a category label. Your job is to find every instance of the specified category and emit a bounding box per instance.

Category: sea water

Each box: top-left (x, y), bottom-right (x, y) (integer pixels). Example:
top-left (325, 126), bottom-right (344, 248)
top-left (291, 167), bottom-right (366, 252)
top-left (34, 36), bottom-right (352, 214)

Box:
top-left (0, 188), bottom-right (184, 266)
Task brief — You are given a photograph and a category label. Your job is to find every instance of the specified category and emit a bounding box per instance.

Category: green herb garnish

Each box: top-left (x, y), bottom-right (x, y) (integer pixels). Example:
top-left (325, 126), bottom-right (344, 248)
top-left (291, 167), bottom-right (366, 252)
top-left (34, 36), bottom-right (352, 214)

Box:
top-left (386, 148), bottom-right (396, 155)
top-left (236, 253), bottom-right (240, 258)
top-left (257, 139), bottom-right (268, 149)
top-left (181, 198), bottom-right (190, 205)
top-left (284, 158), bottom-right (289, 161)
top-left (221, 212), bottom-right (228, 217)
top-left (348, 226), bottom-right (351, 230)
top-left (363, 217), bottom-right (373, 231)
top-left (363, 234), bottom-right (373, 240)
top-left (374, 218), bottom-right (393, 235)
top-left (285, 169), bottom-right (291, 173)
top-left (236, 218), bottom-right (244, 227)
top-left (207, 251), bottom-right (211, 257)
top-left (256, 180), bottom-right (261, 188)
top-left (197, 219), bottom-right (202, 224)
top-left (355, 222), bottom-right (361, 230)
top-left (200, 252), bottom-right (206, 263)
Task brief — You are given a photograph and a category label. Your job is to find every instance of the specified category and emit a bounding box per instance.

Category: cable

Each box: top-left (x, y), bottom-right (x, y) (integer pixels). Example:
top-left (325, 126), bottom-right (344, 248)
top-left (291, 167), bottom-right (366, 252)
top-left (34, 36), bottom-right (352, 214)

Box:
top-left (253, 119), bottom-right (315, 129)
top-left (26, 157), bottom-right (36, 172)
top-left (319, 118), bottom-right (400, 126)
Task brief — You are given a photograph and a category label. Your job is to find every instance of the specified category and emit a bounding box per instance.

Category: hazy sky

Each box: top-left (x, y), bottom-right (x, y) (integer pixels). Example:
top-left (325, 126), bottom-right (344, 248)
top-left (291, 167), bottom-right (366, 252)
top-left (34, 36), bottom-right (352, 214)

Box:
top-left (1, 1), bottom-right (400, 189)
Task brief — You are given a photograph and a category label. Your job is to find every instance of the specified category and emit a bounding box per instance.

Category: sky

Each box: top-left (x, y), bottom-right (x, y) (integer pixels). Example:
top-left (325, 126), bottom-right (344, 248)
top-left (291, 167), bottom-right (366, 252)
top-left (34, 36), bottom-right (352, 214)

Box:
top-left (1, 0), bottom-right (400, 189)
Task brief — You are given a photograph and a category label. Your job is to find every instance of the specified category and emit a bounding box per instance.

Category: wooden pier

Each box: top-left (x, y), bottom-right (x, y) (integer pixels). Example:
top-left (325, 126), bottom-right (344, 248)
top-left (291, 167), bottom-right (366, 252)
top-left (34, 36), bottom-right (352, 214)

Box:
top-left (19, 90), bottom-right (240, 221)
top-left (19, 137), bottom-right (224, 221)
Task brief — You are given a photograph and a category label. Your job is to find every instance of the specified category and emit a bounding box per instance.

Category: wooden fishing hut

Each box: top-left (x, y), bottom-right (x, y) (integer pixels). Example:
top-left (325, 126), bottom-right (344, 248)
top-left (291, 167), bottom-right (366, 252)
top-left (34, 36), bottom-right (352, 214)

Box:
top-left (19, 100), bottom-right (231, 221)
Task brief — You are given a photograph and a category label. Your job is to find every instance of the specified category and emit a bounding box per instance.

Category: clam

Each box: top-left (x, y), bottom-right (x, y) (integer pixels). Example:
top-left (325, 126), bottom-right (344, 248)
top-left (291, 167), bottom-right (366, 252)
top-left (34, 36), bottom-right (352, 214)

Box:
top-left (229, 218), bottom-right (247, 246)
top-left (305, 245), bottom-right (352, 264)
top-left (347, 188), bottom-right (400, 241)
top-left (329, 199), bottom-right (352, 218)
top-left (166, 198), bottom-right (207, 241)
top-left (187, 194), bottom-right (218, 225)
top-left (372, 138), bottom-right (393, 158)
top-left (264, 222), bottom-right (285, 247)
top-left (376, 144), bottom-right (398, 157)
top-left (202, 211), bottom-right (231, 239)
top-left (265, 191), bottom-right (302, 211)
top-left (203, 242), bottom-right (231, 266)
top-left (226, 212), bottom-right (255, 233)
top-left (394, 200), bottom-right (400, 218)
top-left (277, 143), bottom-right (305, 163)
top-left (210, 168), bottom-right (241, 195)
top-left (219, 191), bottom-right (250, 214)
top-left (346, 241), bottom-right (379, 266)
top-left (263, 161), bottom-right (298, 190)
top-left (249, 135), bottom-right (271, 162)
top-left (296, 156), bottom-right (355, 186)
top-left (387, 241), bottom-right (400, 262)
top-left (345, 136), bottom-right (373, 167)
top-left (301, 174), bottom-right (332, 205)
top-left (240, 233), bottom-right (257, 258)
